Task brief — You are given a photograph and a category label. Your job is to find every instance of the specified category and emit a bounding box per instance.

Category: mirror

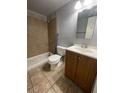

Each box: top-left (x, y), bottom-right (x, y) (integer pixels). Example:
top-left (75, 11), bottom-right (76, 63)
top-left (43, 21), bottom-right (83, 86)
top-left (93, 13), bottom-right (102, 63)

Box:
top-left (76, 6), bottom-right (97, 40)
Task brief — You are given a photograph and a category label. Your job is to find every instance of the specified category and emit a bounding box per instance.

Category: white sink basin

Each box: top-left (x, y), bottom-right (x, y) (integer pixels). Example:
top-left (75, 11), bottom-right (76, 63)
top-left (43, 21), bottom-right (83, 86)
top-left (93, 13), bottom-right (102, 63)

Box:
top-left (73, 46), bottom-right (95, 52)
top-left (86, 49), bottom-right (96, 53)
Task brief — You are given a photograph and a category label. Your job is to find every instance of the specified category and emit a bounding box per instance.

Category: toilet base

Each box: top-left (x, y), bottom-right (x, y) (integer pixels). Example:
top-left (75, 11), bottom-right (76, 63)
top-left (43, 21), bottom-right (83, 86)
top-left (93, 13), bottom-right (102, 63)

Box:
top-left (50, 61), bottom-right (63, 70)
top-left (50, 63), bottom-right (58, 70)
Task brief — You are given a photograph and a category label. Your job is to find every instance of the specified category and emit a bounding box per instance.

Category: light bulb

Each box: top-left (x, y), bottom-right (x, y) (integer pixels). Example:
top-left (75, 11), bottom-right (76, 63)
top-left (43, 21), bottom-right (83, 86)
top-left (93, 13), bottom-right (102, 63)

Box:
top-left (74, 0), bottom-right (82, 10)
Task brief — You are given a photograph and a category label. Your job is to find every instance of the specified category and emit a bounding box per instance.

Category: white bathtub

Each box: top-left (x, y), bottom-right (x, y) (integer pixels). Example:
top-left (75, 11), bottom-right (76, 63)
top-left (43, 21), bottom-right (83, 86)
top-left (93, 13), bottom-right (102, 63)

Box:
top-left (27, 46), bottom-right (67, 71)
top-left (27, 52), bottom-right (49, 71)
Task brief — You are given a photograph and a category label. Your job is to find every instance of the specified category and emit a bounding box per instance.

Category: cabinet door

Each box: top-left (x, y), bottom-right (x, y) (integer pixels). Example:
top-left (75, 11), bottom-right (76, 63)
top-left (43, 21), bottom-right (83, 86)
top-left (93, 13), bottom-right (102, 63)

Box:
top-left (65, 51), bottom-right (78, 81)
top-left (75, 55), bottom-right (97, 93)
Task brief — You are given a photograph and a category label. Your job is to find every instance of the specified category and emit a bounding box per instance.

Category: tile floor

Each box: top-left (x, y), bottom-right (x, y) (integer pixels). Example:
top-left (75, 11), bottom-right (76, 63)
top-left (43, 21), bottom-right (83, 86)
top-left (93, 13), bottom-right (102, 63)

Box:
top-left (27, 61), bottom-right (84, 93)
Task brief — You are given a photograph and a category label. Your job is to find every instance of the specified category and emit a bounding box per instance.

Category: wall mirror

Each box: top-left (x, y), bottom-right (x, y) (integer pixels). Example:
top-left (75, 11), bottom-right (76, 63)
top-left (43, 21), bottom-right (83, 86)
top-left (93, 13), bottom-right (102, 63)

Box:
top-left (76, 5), bottom-right (97, 40)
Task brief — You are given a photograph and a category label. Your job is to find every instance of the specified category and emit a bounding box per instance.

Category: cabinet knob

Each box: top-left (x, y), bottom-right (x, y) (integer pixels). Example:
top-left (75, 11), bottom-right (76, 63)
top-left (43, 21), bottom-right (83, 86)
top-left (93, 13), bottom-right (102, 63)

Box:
top-left (78, 57), bottom-right (80, 60)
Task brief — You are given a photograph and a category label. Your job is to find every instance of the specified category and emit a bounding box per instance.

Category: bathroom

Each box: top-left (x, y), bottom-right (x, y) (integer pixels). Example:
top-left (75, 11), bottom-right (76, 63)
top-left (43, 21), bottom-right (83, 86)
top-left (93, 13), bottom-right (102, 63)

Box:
top-left (27, 0), bottom-right (97, 93)
top-left (1, 0), bottom-right (124, 93)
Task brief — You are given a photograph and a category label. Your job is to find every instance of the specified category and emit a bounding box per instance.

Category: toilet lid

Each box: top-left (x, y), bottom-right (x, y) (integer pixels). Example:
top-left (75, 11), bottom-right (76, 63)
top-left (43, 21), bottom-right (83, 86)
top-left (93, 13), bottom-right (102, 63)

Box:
top-left (48, 54), bottom-right (61, 62)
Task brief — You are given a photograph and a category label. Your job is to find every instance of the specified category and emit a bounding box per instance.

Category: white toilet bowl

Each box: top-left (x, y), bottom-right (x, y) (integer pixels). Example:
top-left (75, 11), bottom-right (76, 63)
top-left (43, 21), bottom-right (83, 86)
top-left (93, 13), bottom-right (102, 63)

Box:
top-left (48, 46), bottom-right (66, 70)
top-left (48, 54), bottom-right (61, 70)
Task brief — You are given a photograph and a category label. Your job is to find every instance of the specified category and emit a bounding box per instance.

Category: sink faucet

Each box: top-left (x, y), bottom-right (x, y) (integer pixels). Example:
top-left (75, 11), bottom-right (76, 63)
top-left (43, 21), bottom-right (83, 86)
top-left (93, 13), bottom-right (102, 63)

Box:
top-left (81, 43), bottom-right (88, 48)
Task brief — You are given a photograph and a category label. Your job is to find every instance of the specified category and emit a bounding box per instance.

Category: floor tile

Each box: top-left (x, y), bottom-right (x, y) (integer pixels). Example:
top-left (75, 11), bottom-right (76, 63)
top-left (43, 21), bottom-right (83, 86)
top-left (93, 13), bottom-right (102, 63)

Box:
top-left (41, 62), bottom-right (64, 85)
top-left (63, 76), bottom-right (84, 93)
top-left (27, 73), bottom-right (33, 89)
top-left (53, 76), bottom-right (84, 93)
top-left (67, 83), bottom-right (84, 93)
top-left (27, 88), bottom-right (34, 93)
top-left (53, 77), bottom-right (70, 93)
top-left (29, 67), bottom-right (42, 77)
top-left (29, 67), bottom-right (48, 86)
top-left (30, 72), bottom-right (47, 86)
top-left (33, 80), bottom-right (51, 93)
top-left (27, 61), bottom-right (84, 93)
top-left (47, 87), bottom-right (56, 93)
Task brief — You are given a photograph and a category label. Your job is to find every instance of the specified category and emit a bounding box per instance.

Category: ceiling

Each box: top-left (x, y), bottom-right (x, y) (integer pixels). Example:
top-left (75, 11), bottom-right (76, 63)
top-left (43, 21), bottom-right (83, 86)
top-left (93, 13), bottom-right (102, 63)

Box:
top-left (27, 0), bottom-right (72, 16)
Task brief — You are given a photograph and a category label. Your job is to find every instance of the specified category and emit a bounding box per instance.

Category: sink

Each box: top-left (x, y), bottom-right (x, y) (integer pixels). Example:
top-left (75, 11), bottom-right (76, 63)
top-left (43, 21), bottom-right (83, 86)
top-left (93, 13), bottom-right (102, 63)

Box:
top-left (74, 46), bottom-right (84, 50)
top-left (73, 46), bottom-right (96, 53)
top-left (67, 45), bottom-right (97, 59)
top-left (84, 49), bottom-right (94, 53)
top-left (86, 49), bottom-right (96, 52)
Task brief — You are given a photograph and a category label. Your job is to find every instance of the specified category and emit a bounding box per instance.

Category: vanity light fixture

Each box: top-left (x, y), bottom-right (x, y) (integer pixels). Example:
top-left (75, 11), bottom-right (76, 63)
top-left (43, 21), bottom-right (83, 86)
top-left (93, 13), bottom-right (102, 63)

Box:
top-left (74, 0), bottom-right (82, 10)
top-left (83, 0), bottom-right (93, 6)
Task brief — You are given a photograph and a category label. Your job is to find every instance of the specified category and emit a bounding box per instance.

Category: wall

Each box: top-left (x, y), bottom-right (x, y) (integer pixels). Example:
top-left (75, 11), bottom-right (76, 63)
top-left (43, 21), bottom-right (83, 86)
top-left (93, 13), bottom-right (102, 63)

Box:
top-left (56, 1), bottom-right (77, 47)
top-left (27, 12), bottom-right (49, 58)
top-left (56, 0), bottom-right (97, 47)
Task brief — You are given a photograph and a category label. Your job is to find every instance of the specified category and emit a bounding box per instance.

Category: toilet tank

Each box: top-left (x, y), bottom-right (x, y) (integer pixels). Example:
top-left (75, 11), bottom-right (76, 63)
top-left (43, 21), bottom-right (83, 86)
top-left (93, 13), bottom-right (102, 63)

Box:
top-left (57, 46), bottom-right (66, 56)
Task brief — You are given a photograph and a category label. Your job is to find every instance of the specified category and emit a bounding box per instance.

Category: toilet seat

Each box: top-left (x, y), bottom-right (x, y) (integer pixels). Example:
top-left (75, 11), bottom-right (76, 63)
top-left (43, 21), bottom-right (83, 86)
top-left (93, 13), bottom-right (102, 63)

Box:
top-left (48, 54), bottom-right (61, 64)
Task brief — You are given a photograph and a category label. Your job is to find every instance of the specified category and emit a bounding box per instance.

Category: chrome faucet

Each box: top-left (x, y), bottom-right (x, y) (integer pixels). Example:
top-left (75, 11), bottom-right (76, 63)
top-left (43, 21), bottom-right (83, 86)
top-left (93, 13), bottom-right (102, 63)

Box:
top-left (81, 43), bottom-right (88, 48)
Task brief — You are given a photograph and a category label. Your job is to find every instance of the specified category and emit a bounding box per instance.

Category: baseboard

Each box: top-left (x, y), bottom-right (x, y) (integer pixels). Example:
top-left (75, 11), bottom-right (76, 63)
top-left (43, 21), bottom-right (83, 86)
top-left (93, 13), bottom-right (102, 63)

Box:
top-left (27, 52), bottom-right (50, 71)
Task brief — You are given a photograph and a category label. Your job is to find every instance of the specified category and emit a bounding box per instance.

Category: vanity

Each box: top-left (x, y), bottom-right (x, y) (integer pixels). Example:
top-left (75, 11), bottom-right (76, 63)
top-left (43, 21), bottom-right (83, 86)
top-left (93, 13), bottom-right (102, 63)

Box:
top-left (65, 4), bottom-right (97, 93)
top-left (65, 45), bottom-right (97, 93)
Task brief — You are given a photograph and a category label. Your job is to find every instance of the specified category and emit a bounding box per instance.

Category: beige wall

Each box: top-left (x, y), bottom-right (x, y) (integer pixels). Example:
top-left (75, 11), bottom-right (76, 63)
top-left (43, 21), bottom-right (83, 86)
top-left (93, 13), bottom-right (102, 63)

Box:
top-left (27, 15), bottom-right (49, 58)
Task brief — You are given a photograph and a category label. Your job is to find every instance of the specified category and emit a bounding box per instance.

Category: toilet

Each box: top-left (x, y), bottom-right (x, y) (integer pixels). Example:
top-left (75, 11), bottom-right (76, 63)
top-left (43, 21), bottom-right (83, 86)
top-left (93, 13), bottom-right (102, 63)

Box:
top-left (48, 46), bottom-right (66, 70)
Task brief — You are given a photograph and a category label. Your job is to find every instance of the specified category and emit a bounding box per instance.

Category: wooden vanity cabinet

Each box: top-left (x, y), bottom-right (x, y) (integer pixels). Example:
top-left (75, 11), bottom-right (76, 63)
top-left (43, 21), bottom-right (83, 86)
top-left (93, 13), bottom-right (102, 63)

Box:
top-left (75, 54), bottom-right (97, 93)
top-left (65, 50), bottom-right (97, 93)
top-left (65, 50), bottom-right (78, 81)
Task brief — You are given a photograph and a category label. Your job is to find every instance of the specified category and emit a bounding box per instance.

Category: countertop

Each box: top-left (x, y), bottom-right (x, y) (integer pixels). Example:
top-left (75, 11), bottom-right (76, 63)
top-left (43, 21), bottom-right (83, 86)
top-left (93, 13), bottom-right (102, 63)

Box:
top-left (66, 45), bottom-right (97, 59)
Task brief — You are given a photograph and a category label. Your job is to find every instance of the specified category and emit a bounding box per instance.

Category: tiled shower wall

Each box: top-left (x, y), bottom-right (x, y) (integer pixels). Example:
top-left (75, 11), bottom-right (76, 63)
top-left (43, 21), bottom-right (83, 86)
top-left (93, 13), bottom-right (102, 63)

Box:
top-left (27, 15), bottom-right (49, 58)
